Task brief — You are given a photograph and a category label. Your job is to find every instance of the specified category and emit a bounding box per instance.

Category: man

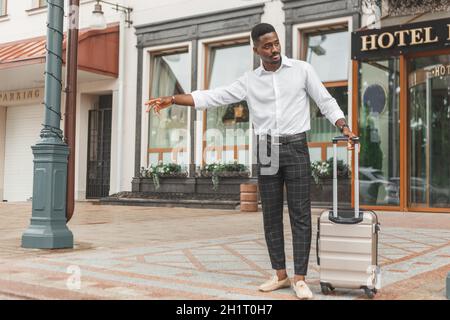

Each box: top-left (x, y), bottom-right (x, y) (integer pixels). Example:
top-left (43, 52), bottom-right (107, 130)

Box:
top-left (145, 23), bottom-right (356, 299)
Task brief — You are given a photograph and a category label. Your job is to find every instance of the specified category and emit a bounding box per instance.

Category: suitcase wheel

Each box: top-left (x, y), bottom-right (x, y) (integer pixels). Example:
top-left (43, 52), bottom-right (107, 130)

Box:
top-left (362, 286), bottom-right (376, 299)
top-left (320, 282), bottom-right (334, 295)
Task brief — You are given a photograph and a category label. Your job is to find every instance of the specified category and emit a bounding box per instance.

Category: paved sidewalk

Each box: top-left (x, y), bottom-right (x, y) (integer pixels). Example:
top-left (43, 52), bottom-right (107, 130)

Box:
top-left (0, 202), bottom-right (448, 300)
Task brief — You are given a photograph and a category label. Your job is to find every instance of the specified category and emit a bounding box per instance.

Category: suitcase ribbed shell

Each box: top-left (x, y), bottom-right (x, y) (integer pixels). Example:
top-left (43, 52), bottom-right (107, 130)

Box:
top-left (318, 210), bottom-right (379, 289)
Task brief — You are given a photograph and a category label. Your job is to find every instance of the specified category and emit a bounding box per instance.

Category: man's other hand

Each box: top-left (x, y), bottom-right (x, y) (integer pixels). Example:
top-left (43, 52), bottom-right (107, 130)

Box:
top-left (342, 126), bottom-right (358, 151)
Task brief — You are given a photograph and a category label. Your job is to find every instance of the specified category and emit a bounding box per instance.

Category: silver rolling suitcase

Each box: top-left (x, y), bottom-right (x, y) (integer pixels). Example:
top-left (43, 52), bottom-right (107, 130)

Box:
top-left (316, 136), bottom-right (381, 298)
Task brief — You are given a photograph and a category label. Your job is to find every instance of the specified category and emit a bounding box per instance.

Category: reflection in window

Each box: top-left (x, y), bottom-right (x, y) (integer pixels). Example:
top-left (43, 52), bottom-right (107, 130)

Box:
top-left (305, 30), bottom-right (349, 82)
top-left (148, 52), bottom-right (190, 167)
top-left (409, 55), bottom-right (450, 208)
top-left (359, 59), bottom-right (400, 206)
top-left (204, 43), bottom-right (251, 165)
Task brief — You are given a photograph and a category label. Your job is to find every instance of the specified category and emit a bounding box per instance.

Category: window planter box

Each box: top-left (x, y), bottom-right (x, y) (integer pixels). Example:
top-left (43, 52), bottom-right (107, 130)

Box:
top-left (132, 173), bottom-right (256, 198)
top-left (132, 175), bottom-right (195, 193)
top-left (132, 175), bottom-right (351, 207)
top-left (195, 173), bottom-right (255, 198)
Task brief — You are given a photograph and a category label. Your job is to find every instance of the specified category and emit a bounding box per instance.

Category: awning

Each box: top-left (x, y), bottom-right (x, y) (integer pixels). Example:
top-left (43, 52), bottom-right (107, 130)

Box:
top-left (0, 24), bottom-right (119, 77)
top-left (0, 37), bottom-right (46, 68)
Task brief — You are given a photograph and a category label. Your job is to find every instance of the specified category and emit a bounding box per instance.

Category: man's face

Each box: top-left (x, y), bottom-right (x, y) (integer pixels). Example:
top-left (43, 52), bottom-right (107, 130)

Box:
top-left (253, 32), bottom-right (281, 66)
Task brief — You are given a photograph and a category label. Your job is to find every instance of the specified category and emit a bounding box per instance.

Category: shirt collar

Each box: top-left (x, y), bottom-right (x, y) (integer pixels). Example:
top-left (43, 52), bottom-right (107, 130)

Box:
top-left (255, 55), bottom-right (293, 76)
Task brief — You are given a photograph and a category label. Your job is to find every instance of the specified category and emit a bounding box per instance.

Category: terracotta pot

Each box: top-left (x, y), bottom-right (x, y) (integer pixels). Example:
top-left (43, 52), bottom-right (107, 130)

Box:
top-left (240, 183), bottom-right (258, 212)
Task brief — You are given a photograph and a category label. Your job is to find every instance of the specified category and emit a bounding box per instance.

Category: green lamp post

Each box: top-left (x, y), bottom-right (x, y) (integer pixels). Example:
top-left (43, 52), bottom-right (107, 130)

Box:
top-left (21, 0), bottom-right (73, 249)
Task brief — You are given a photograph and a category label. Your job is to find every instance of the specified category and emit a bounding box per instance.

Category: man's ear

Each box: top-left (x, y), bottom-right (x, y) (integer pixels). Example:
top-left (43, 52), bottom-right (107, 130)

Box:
top-left (253, 46), bottom-right (258, 55)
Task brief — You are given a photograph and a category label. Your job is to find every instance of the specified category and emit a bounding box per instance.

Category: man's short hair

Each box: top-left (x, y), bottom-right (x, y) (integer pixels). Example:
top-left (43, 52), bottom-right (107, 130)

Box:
top-left (251, 23), bottom-right (276, 44)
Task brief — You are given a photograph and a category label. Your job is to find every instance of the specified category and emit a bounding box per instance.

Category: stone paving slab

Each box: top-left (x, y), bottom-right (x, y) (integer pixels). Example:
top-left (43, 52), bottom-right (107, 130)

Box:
top-left (0, 202), bottom-right (448, 300)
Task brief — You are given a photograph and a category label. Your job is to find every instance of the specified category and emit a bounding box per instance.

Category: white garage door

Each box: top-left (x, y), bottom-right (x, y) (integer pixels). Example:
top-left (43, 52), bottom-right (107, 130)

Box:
top-left (3, 104), bottom-right (44, 202)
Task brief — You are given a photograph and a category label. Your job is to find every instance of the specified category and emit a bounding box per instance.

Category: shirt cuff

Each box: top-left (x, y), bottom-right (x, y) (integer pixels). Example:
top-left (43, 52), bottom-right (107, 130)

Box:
top-left (328, 109), bottom-right (346, 127)
top-left (191, 90), bottom-right (208, 110)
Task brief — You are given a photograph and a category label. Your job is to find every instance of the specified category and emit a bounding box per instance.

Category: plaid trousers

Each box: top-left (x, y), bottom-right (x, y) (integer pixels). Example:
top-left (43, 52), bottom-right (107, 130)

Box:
top-left (257, 133), bottom-right (312, 276)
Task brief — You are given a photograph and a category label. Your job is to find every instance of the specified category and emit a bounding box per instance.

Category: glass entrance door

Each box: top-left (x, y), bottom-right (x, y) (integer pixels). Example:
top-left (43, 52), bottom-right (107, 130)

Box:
top-left (358, 58), bottom-right (401, 207)
top-left (408, 54), bottom-right (450, 209)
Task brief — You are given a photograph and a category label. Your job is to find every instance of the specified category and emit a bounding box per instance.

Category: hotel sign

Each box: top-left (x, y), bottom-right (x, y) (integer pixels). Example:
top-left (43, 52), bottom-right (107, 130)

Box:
top-left (352, 18), bottom-right (450, 60)
top-left (0, 88), bottom-right (44, 106)
top-left (430, 64), bottom-right (450, 77)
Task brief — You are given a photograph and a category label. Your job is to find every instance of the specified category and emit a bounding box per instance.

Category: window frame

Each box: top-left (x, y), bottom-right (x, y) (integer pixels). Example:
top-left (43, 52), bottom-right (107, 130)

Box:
top-left (0, 0), bottom-right (7, 16)
top-left (26, 0), bottom-right (48, 15)
top-left (148, 48), bottom-right (190, 164)
top-left (143, 43), bottom-right (192, 170)
top-left (200, 36), bottom-right (252, 166)
top-left (37, 0), bottom-right (47, 8)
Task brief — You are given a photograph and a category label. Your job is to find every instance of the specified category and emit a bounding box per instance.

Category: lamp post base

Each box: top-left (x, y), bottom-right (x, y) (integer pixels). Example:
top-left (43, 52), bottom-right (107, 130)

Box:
top-left (22, 224), bottom-right (73, 249)
top-left (21, 143), bottom-right (73, 249)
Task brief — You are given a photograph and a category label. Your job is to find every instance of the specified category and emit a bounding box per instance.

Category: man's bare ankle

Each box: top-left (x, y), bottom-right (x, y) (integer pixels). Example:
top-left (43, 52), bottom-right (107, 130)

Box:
top-left (276, 270), bottom-right (288, 281)
top-left (294, 275), bottom-right (305, 283)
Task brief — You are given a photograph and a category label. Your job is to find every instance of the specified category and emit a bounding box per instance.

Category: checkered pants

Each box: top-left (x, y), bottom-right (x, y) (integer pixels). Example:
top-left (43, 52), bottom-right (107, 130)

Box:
top-left (257, 134), bottom-right (312, 276)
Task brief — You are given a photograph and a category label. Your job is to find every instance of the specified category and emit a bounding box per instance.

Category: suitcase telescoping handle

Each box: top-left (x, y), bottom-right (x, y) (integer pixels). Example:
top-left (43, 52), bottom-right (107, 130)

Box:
top-left (332, 136), bottom-right (360, 219)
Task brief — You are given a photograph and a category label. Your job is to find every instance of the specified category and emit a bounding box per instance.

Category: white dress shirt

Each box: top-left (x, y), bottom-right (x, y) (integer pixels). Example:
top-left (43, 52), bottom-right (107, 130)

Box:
top-left (191, 55), bottom-right (345, 136)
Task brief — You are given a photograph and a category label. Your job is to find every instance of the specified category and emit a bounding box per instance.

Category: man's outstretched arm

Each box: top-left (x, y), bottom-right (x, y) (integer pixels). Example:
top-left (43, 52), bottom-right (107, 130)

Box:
top-left (145, 75), bottom-right (247, 114)
top-left (145, 94), bottom-right (194, 114)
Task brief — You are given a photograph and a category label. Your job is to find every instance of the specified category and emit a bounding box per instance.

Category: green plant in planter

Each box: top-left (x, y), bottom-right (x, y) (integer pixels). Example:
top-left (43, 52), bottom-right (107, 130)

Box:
top-left (200, 161), bottom-right (249, 191)
top-left (311, 159), bottom-right (350, 185)
top-left (140, 162), bottom-right (185, 190)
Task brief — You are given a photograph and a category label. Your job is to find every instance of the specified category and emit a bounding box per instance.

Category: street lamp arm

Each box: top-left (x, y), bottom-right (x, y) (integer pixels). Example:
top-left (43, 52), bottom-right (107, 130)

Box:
top-left (96, 0), bottom-right (133, 13)
top-left (95, 0), bottom-right (133, 27)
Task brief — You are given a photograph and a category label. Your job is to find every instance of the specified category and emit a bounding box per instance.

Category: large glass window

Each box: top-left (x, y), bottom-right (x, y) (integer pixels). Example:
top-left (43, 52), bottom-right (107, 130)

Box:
top-left (0, 0), bottom-right (6, 15)
top-left (408, 54), bottom-right (450, 208)
top-left (302, 28), bottom-right (350, 161)
top-left (358, 58), bottom-right (400, 206)
top-left (148, 51), bottom-right (190, 167)
top-left (204, 42), bottom-right (252, 165)
top-left (305, 31), bottom-right (349, 82)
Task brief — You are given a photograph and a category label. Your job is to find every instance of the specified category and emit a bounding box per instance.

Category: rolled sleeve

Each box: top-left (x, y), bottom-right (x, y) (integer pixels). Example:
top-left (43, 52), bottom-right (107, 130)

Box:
top-left (191, 90), bottom-right (208, 110)
top-left (192, 74), bottom-right (247, 111)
